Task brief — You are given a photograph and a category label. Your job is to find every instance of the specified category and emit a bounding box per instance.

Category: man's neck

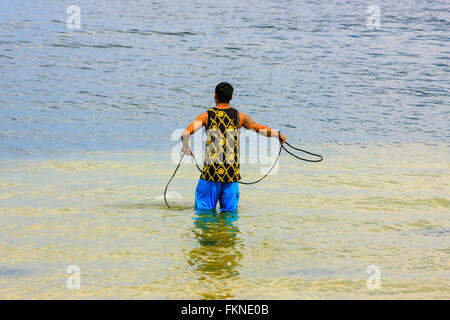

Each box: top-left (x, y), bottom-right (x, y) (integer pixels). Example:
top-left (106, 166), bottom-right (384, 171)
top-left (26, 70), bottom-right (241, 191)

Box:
top-left (215, 103), bottom-right (231, 109)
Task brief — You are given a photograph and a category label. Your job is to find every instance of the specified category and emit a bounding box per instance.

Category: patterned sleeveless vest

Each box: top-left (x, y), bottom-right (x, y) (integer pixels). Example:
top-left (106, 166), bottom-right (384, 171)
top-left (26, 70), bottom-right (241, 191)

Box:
top-left (200, 107), bottom-right (241, 183)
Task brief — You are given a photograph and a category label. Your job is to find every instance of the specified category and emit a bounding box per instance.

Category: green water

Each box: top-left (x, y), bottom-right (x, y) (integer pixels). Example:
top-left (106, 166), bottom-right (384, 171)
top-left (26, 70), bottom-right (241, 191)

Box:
top-left (0, 142), bottom-right (448, 299)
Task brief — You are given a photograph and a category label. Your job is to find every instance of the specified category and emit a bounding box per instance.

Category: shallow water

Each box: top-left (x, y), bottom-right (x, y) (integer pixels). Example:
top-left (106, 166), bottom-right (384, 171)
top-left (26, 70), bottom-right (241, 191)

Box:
top-left (1, 143), bottom-right (449, 299)
top-left (0, 0), bottom-right (449, 299)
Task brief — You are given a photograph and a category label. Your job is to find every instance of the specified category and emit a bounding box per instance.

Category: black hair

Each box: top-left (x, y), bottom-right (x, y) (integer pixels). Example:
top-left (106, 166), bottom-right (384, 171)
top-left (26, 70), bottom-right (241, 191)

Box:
top-left (215, 82), bottom-right (234, 103)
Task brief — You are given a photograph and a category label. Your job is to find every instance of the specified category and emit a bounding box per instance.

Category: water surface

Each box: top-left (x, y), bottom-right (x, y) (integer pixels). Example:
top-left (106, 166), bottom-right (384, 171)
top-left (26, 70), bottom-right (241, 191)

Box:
top-left (0, 0), bottom-right (449, 299)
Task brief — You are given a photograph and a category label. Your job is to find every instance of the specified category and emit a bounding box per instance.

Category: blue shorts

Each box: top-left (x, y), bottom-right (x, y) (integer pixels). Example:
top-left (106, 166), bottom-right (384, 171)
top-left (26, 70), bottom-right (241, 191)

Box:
top-left (195, 179), bottom-right (240, 211)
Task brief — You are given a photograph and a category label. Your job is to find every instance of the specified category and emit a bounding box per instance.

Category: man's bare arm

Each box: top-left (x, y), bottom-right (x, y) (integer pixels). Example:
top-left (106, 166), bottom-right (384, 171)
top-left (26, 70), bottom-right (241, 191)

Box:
top-left (239, 112), bottom-right (286, 143)
top-left (181, 112), bottom-right (208, 155)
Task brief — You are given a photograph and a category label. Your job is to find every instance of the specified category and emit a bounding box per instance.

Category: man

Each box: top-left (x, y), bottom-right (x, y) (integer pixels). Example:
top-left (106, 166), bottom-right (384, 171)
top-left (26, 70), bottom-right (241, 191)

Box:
top-left (182, 82), bottom-right (286, 211)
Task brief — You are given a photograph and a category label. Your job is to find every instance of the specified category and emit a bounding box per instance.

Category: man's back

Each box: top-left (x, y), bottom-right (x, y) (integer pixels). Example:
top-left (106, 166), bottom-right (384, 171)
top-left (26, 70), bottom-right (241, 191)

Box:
top-left (201, 106), bottom-right (241, 183)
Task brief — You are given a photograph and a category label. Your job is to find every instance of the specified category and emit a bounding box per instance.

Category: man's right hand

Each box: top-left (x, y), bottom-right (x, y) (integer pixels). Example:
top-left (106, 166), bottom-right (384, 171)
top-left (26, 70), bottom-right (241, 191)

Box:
top-left (182, 146), bottom-right (193, 156)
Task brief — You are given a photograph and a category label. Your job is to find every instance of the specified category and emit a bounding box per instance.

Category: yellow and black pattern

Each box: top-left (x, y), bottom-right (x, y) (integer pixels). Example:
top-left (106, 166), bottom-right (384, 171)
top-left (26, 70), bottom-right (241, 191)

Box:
top-left (201, 107), bottom-right (241, 182)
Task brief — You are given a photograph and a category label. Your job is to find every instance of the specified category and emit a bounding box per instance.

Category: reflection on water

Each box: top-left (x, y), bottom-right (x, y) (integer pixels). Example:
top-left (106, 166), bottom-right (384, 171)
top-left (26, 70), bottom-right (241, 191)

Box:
top-left (189, 210), bottom-right (242, 299)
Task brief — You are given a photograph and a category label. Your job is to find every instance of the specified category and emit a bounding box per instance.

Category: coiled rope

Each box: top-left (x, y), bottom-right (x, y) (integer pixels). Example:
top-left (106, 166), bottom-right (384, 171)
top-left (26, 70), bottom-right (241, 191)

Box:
top-left (164, 135), bottom-right (322, 208)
